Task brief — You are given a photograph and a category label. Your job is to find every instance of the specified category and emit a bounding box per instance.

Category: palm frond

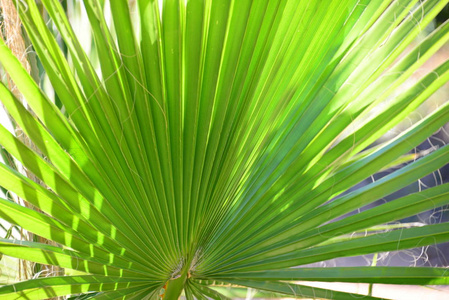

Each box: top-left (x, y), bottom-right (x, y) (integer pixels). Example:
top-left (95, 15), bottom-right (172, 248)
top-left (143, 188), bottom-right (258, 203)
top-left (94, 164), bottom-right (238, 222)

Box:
top-left (0, 0), bottom-right (448, 299)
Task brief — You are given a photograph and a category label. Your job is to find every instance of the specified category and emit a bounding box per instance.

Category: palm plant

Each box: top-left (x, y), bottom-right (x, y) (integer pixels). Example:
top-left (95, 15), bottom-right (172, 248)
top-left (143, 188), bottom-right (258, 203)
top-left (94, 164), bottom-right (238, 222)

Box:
top-left (0, 0), bottom-right (449, 298)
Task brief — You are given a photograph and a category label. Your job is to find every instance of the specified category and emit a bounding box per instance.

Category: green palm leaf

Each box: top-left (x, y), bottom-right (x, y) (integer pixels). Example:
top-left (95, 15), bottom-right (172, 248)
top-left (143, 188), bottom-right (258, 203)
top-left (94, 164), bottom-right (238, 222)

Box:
top-left (0, 0), bottom-right (448, 299)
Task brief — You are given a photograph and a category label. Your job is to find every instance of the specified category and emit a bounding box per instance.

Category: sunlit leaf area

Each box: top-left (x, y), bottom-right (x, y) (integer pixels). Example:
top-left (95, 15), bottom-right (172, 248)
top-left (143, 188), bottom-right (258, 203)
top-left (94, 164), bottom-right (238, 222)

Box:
top-left (0, 0), bottom-right (448, 299)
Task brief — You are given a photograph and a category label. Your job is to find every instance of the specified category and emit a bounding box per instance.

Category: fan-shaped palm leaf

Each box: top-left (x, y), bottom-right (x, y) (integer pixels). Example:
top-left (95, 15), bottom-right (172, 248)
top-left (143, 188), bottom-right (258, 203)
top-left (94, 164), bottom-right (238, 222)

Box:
top-left (0, 0), bottom-right (449, 299)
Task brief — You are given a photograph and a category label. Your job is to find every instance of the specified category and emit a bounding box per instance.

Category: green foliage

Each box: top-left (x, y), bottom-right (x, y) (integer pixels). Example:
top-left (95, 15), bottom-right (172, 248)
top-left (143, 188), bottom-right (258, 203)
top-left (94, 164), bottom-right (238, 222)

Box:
top-left (0, 0), bottom-right (448, 299)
